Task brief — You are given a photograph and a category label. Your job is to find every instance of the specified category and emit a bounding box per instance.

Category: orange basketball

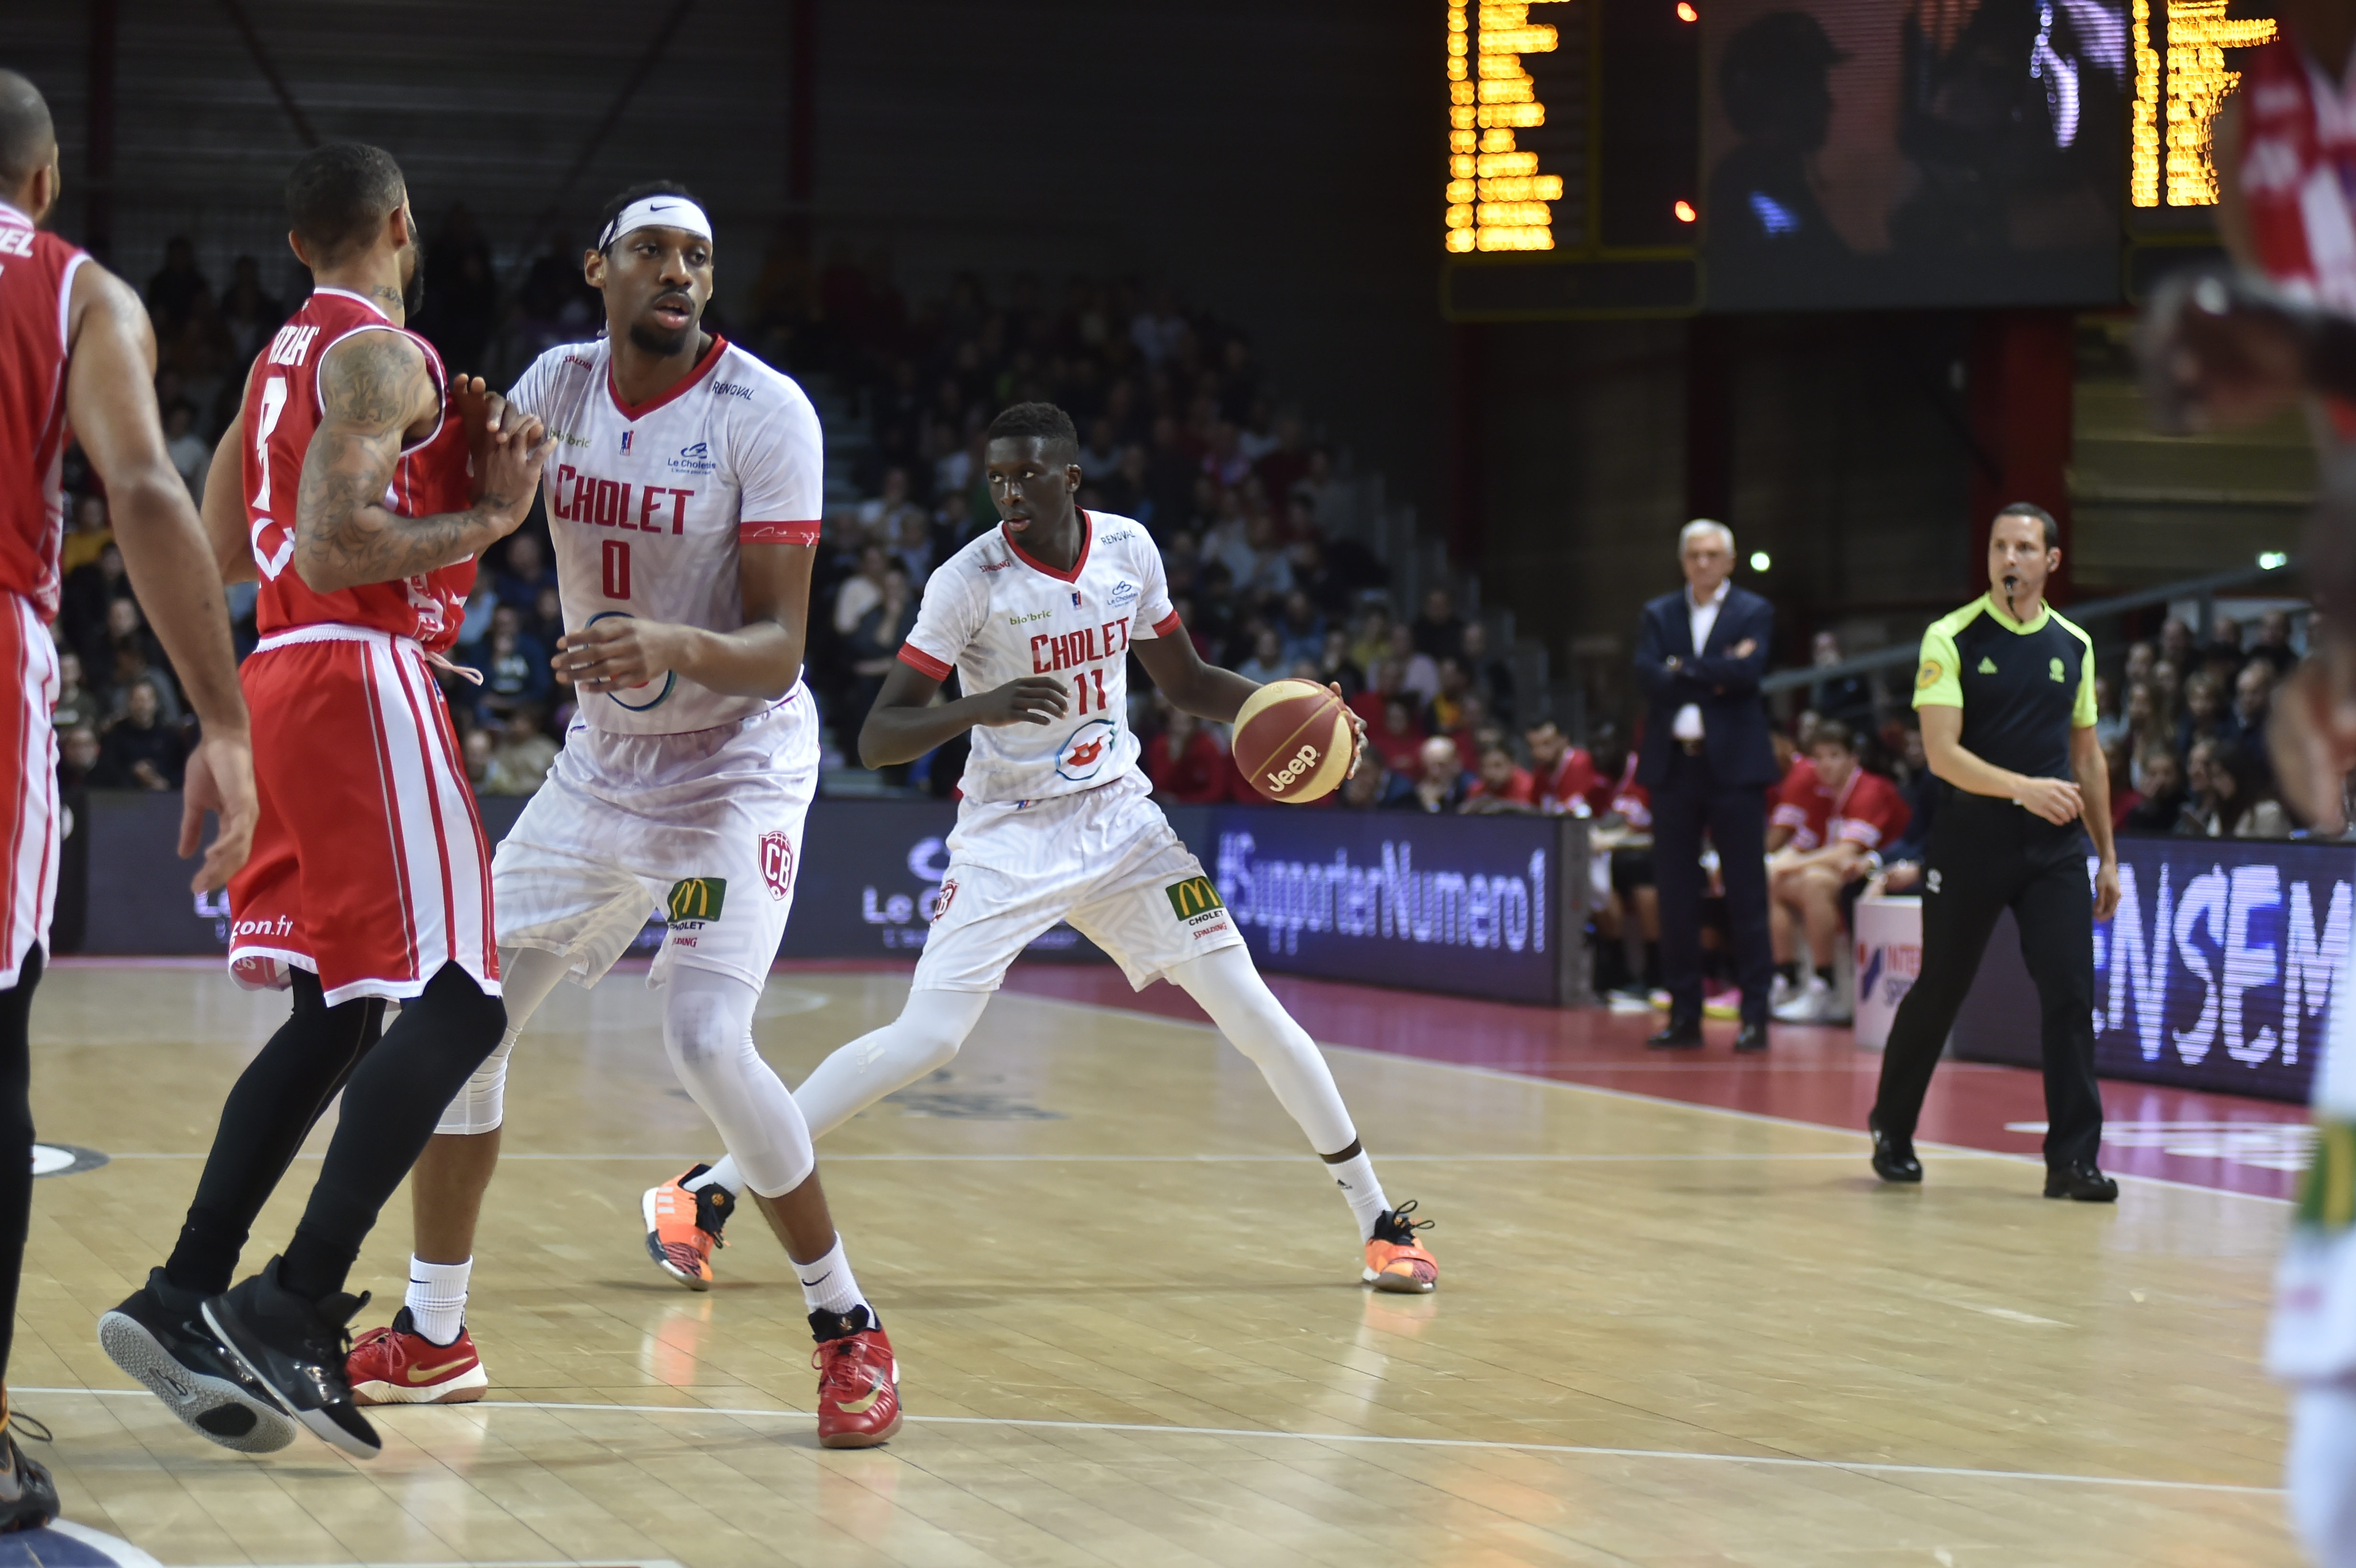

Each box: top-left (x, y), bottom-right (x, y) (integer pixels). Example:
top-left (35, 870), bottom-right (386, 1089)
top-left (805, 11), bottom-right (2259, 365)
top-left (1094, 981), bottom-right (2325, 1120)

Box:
top-left (1233, 678), bottom-right (1355, 804)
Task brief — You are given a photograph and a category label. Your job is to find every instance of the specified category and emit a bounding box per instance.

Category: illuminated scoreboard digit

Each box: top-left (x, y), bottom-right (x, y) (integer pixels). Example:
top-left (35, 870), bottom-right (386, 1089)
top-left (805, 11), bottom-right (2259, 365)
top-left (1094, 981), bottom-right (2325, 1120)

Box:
top-left (2131, 0), bottom-right (2276, 208)
top-left (1443, 0), bottom-right (1573, 253)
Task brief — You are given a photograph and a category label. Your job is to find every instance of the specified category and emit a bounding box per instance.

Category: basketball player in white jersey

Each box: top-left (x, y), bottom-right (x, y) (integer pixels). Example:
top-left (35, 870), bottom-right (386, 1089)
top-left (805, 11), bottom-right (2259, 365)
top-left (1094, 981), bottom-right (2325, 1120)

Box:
top-left (664, 401), bottom-right (1440, 1295)
top-left (341, 184), bottom-right (899, 1448)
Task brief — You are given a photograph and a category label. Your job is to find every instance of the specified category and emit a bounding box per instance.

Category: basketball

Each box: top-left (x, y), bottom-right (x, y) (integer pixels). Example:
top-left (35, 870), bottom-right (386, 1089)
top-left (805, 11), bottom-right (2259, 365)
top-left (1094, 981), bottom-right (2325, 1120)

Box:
top-left (1233, 678), bottom-right (1355, 803)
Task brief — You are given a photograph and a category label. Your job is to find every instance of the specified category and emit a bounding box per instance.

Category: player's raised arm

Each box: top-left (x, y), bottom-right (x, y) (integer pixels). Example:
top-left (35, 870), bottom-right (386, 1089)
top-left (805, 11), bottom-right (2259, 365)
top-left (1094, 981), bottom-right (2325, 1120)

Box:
top-left (294, 330), bottom-right (550, 593)
top-left (63, 259), bottom-right (256, 890)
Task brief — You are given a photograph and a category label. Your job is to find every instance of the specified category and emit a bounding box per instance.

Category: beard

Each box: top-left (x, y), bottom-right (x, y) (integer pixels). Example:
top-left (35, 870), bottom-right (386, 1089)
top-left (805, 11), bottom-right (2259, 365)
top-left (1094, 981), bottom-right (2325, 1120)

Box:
top-left (628, 316), bottom-right (693, 357)
top-left (399, 236), bottom-right (427, 318)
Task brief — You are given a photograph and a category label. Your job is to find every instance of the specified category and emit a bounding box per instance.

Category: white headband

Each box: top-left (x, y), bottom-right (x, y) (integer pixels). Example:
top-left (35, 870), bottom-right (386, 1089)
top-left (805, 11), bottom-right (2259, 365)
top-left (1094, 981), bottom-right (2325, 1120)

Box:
top-left (598, 195), bottom-right (714, 251)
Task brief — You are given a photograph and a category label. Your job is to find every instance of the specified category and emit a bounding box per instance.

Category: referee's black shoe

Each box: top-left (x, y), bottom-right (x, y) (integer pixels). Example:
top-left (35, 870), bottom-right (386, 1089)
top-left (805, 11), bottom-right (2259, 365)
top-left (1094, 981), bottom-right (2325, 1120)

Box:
top-left (2043, 1162), bottom-right (2119, 1203)
top-left (1647, 1014), bottom-right (1703, 1050)
top-left (1868, 1111), bottom-right (1921, 1183)
top-left (202, 1257), bottom-right (380, 1459)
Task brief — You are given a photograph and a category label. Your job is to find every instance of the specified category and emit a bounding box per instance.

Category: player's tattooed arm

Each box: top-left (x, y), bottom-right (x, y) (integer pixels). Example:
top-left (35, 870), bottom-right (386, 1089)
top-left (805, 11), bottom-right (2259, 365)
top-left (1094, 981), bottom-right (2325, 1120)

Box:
top-left (293, 331), bottom-right (553, 593)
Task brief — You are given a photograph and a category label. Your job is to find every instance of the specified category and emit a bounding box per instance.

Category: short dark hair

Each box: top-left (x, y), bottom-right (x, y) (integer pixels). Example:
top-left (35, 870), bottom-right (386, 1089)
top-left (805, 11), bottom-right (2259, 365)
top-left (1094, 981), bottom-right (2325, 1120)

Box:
top-left (285, 142), bottom-right (405, 266)
top-left (1809, 727), bottom-right (1867, 756)
top-left (1995, 502), bottom-right (2060, 550)
top-left (986, 401), bottom-right (1080, 457)
top-left (0, 70), bottom-right (55, 189)
top-left (593, 179), bottom-right (703, 253)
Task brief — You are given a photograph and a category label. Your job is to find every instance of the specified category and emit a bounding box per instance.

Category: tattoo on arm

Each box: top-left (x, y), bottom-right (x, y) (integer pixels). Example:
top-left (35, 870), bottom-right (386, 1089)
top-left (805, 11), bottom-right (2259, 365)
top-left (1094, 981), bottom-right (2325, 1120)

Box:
top-left (294, 330), bottom-right (498, 591)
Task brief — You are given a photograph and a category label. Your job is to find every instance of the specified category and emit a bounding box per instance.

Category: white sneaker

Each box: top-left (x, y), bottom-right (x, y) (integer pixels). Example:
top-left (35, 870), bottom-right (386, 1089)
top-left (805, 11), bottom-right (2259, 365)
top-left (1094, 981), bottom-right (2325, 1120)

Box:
top-left (1768, 974), bottom-right (1796, 1012)
top-left (1772, 975), bottom-right (1832, 1024)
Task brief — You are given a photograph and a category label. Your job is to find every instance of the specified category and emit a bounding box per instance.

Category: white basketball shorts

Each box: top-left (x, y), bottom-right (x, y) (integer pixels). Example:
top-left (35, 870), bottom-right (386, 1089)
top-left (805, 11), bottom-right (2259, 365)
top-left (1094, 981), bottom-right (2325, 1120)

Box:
top-left (914, 771), bottom-right (1244, 993)
top-left (492, 690), bottom-right (818, 991)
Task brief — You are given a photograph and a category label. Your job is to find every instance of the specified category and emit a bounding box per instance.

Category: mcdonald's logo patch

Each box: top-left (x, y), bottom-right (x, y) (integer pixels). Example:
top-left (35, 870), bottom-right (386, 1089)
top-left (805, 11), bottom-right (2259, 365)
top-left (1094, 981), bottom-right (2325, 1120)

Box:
top-left (666, 877), bottom-right (728, 924)
top-left (1164, 876), bottom-right (1226, 923)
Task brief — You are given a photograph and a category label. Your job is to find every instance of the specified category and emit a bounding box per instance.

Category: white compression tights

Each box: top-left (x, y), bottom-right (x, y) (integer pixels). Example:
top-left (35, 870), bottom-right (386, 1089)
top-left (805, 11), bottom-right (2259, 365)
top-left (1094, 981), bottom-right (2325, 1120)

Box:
top-left (2292, 1383), bottom-right (2356, 1567)
top-left (436, 949), bottom-right (816, 1199)
top-left (660, 965), bottom-right (816, 1198)
top-left (792, 945), bottom-right (1357, 1155)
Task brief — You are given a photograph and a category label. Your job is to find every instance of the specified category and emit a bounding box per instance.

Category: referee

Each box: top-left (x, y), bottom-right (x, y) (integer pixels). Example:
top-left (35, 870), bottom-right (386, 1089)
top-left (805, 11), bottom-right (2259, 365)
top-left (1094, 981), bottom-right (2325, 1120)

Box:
top-left (1867, 504), bottom-right (2124, 1201)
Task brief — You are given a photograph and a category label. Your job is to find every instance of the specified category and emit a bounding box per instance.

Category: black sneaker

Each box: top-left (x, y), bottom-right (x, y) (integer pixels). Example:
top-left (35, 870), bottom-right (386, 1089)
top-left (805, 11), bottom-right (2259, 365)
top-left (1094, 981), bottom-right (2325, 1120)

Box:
top-left (0, 1415), bottom-right (56, 1533)
top-left (98, 1268), bottom-right (297, 1453)
top-left (2044, 1162), bottom-right (2120, 1202)
top-left (201, 1257), bottom-right (380, 1460)
top-left (1868, 1111), bottom-right (1922, 1184)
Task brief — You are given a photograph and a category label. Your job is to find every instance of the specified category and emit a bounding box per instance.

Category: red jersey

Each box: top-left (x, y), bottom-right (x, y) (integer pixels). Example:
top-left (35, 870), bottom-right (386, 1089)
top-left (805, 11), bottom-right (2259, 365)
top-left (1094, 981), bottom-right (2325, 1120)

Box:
top-left (1772, 762), bottom-right (1910, 852)
top-left (1144, 726), bottom-right (1234, 804)
top-left (0, 201), bottom-right (88, 622)
top-left (1468, 763), bottom-right (1536, 806)
top-left (2238, 37), bottom-right (2356, 314)
top-left (1532, 746), bottom-right (1597, 814)
top-left (243, 286), bottom-right (476, 652)
top-left (1596, 752), bottom-right (1650, 829)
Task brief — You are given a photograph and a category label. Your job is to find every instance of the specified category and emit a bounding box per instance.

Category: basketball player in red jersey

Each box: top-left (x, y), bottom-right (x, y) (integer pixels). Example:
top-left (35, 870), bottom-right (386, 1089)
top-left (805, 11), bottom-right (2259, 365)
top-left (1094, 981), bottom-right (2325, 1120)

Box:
top-left (98, 142), bottom-right (551, 1463)
top-left (0, 70), bottom-right (257, 1531)
top-left (2144, 8), bottom-right (2356, 1558)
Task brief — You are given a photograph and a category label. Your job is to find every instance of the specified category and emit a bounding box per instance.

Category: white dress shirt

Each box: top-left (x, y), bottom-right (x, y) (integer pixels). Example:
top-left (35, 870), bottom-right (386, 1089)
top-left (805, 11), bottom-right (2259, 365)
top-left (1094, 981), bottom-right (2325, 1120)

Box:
top-left (1672, 580), bottom-right (1729, 741)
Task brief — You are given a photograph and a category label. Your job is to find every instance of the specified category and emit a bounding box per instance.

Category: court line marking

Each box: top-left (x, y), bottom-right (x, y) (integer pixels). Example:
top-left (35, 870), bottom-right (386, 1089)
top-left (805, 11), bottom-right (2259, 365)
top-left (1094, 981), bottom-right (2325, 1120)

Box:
top-left (991, 988), bottom-right (2299, 1204)
top-left (22, 1387), bottom-right (2273, 1496)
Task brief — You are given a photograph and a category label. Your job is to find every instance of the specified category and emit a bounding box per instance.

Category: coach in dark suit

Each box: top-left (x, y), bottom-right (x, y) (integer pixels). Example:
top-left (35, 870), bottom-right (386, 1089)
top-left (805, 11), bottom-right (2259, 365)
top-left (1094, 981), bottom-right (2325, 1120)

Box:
top-left (1634, 519), bottom-right (1779, 1052)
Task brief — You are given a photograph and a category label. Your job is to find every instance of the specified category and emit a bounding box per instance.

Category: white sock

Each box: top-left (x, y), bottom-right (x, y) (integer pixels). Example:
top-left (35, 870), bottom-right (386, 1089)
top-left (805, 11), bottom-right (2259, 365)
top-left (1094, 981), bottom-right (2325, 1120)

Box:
top-left (1326, 1151), bottom-right (1391, 1239)
top-left (687, 1154), bottom-right (744, 1196)
top-left (405, 1255), bottom-right (472, 1346)
top-left (795, 1234), bottom-right (869, 1322)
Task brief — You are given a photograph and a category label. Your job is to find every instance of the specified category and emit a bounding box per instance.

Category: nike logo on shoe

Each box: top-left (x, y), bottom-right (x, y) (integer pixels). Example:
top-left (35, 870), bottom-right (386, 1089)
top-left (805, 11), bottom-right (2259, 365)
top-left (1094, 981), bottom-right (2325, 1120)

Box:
top-left (406, 1358), bottom-right (474, 1383)
top-left (836, 1380), bottom-right (887, 1416)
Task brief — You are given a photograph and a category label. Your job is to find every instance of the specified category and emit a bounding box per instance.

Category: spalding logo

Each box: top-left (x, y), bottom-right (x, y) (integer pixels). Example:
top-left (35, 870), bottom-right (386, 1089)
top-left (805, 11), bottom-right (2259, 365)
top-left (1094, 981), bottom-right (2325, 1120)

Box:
top-left (1264, 742), bottom-right (1321, 792)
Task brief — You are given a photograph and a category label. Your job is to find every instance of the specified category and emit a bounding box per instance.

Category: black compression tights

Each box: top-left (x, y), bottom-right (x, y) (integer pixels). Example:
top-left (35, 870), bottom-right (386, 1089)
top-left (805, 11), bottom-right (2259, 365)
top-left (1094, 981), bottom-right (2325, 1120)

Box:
top-left (0, 948), bottom-right (42, 1383)
top-left (278, 962), bottom-right (504, 1300)
top-left (164, 969), bottom-right (385, 1298)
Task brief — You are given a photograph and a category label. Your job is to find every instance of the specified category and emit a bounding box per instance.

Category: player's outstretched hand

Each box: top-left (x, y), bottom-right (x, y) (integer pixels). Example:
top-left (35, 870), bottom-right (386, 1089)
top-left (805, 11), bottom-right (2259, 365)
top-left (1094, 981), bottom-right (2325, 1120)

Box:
top-left (973, 675), bottom-right (1069, 728)
top-left (2140, 271), bottom-right (2305, 434)
top-left (180, 729), bottom-right (258, 893)
top-left (2015, 776), bottom-right (2083, 826)
top-left (1332, 681), bottom-right (1368, 777)
top-left (473, 406), bottom-right (555, 535)
top-left (2270, 656), bottom-right (2356, 833)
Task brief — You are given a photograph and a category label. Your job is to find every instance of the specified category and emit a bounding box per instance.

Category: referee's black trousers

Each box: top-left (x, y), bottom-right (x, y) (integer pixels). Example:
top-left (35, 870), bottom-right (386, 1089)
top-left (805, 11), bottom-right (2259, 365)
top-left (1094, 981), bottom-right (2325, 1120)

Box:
top-left (1871, 794), bottom-right (2103, 1170)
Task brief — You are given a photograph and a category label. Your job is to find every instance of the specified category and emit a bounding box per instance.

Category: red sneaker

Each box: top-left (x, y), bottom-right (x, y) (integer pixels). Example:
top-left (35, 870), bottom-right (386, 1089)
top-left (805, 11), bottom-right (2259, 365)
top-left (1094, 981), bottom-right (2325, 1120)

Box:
top-left (643, 1164), bottom-right (735, 1291)
top-left (346, 1308), bottom-right (489, 1407)
top-left (813, 1314), bottom-right (901, 1449)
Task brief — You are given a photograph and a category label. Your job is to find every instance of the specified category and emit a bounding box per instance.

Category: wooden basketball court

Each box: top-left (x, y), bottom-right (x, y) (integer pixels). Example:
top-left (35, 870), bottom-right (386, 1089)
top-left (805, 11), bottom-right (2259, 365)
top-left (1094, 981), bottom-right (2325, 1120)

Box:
top-left (0, 959), bottom-right (2299, 1566)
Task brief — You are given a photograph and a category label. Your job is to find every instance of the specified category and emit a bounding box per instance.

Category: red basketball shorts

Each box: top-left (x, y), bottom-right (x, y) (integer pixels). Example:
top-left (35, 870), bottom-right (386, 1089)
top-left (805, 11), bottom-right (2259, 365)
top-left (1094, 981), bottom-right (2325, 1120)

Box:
top-left (0, 596), bottom-right (58, 989)
top-left (228, 625), bottom-right (499, 1004)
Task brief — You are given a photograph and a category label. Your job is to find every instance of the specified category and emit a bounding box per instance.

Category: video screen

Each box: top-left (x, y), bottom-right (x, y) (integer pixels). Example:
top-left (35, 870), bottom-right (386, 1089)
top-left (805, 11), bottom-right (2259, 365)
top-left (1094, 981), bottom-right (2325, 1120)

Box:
top-left (1702, 0), bottom-right (2128, 309)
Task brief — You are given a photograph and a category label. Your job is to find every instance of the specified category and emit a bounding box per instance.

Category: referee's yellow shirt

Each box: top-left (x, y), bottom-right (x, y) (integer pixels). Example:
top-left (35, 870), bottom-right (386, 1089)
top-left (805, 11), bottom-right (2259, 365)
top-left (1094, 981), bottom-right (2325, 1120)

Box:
top-left (1913, 594), bottom-right (2097, 783)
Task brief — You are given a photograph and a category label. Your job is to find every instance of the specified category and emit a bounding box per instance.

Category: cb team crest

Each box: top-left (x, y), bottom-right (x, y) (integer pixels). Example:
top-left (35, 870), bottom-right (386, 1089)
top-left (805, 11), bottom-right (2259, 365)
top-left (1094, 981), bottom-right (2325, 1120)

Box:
top-left (760, 830), bottom-right (795, 901)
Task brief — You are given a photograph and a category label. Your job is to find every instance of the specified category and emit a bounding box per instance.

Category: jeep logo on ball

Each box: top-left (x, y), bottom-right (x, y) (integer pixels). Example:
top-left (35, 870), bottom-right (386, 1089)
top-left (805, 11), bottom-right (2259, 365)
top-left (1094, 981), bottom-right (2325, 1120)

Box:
top-left (1264, 742), bottom-right (1320, 793)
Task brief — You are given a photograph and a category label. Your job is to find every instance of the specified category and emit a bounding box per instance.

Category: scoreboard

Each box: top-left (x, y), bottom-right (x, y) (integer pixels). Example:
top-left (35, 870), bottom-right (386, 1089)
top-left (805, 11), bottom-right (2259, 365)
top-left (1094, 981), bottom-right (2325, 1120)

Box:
top-left (1441, 0), bottom-right (2280, 318)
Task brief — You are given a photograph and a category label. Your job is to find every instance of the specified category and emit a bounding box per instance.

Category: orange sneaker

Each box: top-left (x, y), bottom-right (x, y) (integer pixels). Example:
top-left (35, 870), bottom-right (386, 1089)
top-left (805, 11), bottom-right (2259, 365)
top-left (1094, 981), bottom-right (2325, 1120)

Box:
top-left (643, 1163), bottom-right (736, 1291)
top-left (813, 1311), bottom-right (902, 1449)
top-left (1362, 1201), bottom-right (1438, 1294)
top-left (346, 1308), bottom-right (489, 1406)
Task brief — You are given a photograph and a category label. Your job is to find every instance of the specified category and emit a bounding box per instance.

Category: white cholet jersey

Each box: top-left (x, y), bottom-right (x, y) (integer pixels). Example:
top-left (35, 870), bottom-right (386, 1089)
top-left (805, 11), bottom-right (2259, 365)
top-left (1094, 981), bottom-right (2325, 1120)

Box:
top-left (506, 334), bottom-right (822, 735)
top-left (897, 511), bottom-right (1179, 804)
